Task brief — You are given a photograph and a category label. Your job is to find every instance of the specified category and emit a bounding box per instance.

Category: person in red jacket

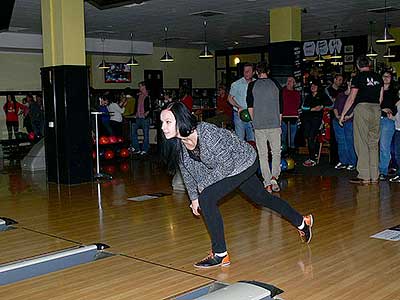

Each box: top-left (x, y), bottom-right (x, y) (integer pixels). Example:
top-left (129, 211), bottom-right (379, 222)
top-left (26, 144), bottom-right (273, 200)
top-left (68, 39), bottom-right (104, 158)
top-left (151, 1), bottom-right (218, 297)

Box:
top-left (3, 95), bottom-right (26, 139)
top-left (180, 87), bottom-right (193, 112)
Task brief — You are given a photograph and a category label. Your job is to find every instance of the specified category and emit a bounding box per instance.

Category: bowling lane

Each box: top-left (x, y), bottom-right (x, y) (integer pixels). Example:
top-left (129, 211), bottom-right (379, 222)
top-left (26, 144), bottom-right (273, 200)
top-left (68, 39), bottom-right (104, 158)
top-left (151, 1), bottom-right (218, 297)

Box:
top-left (0, 255), bottom-right (212, 299)
top-left (0, 228), bottom-right (76, 264)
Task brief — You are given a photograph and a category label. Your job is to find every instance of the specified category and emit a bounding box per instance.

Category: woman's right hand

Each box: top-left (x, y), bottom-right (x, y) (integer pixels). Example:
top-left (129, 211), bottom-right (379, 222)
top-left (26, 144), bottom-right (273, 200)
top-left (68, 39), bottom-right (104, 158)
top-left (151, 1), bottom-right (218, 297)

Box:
top-left (190, 199), bottom-right (201, 216)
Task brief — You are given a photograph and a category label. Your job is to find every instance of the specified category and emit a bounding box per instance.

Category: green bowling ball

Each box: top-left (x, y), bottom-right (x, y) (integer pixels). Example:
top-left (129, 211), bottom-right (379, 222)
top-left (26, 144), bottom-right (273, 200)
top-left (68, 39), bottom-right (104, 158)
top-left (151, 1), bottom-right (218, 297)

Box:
top-left (239, 109), bottom-right (252, 122)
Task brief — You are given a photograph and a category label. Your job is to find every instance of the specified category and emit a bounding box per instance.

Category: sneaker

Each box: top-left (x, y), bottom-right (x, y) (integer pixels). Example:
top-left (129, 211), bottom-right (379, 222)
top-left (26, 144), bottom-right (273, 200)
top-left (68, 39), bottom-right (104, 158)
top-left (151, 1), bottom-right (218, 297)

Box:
top-left (346, 165), bottom-right (355, 171)
top-left (271, 177), bottom-right (280, 192)
top-left (298, 214), bottom-right (313, 244)
top-left (379, 174), bottom-right (388, 181)
top-left (140, 151), bottom-right (147, 155)
top-left (389, 175), bottom-right (400, 183)
top-left (303, 159), bottom-right (316, 167)
top-left (194, 252), bottom-right (230, 269)
top-left (335, 162), bottom-right (347, 170)
top-left (130, 148), bottom-right (141, 154)
top-left (264, 185), bottom-right (272, 193)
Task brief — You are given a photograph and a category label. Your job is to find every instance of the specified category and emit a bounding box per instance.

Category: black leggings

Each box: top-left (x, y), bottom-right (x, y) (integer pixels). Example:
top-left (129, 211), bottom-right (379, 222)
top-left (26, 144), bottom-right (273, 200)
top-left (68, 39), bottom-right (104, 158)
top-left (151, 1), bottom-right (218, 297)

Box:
top-left (6, 121), bottom-right (19, 139)
top-left (198, 160), bottom-right (303, 253)
top-left (303, 116), bottom-right (322, 159)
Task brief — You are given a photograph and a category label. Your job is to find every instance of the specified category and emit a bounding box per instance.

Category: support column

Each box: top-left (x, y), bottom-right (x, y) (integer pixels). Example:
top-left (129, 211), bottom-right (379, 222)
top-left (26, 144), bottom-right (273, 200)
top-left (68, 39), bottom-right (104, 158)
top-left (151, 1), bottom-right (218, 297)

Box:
top-left (269, 7), bottom-right (302, 83)
top-left (41, 0), bottom-right (92, 184)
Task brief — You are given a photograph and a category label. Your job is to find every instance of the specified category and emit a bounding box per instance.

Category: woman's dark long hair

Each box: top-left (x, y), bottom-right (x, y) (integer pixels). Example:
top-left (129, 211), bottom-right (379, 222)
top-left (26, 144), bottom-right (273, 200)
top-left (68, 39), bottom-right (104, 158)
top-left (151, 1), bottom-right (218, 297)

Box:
top-left (7, 95), bottom-right (17, 111)
top-left (381, 70), bottom-right (397, 92)
top-left (160, 101), bottom-right (198, 175)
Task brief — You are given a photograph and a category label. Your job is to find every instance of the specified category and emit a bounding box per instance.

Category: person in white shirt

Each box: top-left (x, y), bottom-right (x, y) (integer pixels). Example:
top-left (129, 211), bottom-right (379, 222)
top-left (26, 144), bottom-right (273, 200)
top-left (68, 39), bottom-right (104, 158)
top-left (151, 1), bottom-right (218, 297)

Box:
top-left (108, 95), bottom-right (127, 137)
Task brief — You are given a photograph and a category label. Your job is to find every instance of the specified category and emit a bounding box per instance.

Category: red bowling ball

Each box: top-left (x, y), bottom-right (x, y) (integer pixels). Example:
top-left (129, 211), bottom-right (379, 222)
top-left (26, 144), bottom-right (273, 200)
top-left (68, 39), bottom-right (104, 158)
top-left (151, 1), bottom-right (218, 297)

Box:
top-left (99, 136), bottom-right (109, 145)
top-left (104, 150), bottom-right (115, 160)
top-left (120, 162), bottom-right (130, 172)
top-left (119, 148), bottom-right (129, 158)
top-left (28, 132), bottom-right (35, 141)
top-left (108, 136), bottom-right (117, 144)
top-left (104, 164), bottom-right (116, 174)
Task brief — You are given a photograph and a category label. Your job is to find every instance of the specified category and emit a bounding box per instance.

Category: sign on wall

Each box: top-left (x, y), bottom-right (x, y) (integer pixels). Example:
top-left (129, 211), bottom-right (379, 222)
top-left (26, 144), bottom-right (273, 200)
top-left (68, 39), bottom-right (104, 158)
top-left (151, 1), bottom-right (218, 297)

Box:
top-left (303, 38), bottom-right (343, 57)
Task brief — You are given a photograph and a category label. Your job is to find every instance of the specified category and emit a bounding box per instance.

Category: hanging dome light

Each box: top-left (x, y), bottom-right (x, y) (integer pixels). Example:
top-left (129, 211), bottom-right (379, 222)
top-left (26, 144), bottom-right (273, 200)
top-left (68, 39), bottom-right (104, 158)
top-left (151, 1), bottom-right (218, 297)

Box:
top-left (160, 26), bottom-right (174, 62)
top-left (315, 54), bottom-right (325, 63)
top-left (127, 33), bottom-right (139, 66)
top-left (198, 20), bottom-right (213, 59)
top-left (383, 47), bottom-right (395, 58)
top-left (160, 51), bottom-right (174, 62)
top-left (199, 45), bottom-right (213, 59)
top-left (366, 44), bottom-right (378, 58)
top-left (376, 0), bottom-right (396, 44)
top-left (98, 36), bottom-right (110, 70)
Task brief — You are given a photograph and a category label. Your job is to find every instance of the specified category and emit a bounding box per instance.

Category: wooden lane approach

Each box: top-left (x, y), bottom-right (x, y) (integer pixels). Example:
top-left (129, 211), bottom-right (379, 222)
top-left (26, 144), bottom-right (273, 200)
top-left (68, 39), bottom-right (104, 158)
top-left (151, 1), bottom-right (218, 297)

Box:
top-left (0, 243), bottom-right (110, 285)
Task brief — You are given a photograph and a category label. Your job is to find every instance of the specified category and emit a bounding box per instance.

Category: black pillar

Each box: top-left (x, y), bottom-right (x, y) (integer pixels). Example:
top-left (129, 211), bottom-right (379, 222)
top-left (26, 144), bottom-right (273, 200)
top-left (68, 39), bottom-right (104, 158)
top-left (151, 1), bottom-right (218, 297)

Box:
top-left (269, 41), bottom-right (302, 85)
top-left (41, 65), bottom-right (92, 184)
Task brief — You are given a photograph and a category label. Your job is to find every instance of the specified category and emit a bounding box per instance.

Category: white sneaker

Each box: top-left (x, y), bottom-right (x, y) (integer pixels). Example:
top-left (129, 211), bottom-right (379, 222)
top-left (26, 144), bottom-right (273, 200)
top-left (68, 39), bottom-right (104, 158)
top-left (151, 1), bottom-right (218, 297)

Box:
top-left (271, 177), bottom-right (280, 192)
top-left (335, 162), bottom-right (346, 170)
top-left (346, 165), bottom-right (355, 171)
top-left (140, 151), bottom-right (147, 155)
top-left (389, 175), bottom-right (400, 183)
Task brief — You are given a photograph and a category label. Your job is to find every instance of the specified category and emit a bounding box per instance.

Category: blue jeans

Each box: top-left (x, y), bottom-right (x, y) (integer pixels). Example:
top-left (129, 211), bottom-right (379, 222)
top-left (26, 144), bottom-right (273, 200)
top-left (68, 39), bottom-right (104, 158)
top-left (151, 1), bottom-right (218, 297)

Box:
top-left (233, 111), bottom-right (254, 141)
top-left (131, 118), bottom-right (150, 152)
top-left (333, 119), bottom-right (357, 166)
top-left (281, 120), bottom-right (298, 149)
top-left (379, 117), bottom-right (395, 175)
top-left (394, 130), bottom-right (400, 176)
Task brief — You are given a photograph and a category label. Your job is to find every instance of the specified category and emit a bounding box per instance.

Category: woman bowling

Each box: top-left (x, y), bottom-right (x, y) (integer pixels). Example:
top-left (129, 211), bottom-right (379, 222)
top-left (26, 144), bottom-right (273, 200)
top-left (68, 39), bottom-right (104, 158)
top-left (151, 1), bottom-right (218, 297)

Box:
top-left (160, 101), bottom-right (314, 269)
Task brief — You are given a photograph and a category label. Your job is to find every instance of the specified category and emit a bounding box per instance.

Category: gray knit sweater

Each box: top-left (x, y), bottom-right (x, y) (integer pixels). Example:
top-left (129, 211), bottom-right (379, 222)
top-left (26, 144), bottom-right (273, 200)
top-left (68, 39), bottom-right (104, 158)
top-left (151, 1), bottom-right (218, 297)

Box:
top-left (179, 122), bottom-right (257, 201)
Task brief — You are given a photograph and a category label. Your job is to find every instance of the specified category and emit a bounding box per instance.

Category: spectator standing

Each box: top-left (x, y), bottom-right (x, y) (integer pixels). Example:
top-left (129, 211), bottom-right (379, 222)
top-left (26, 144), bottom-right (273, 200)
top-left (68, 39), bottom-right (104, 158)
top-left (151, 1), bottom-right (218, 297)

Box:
top-left (340, 55), bottom-right (383, 184)
top-left (247, 62), bottom-right (282, 193)
top-left (3, 95), bottom-right (25, 139)
top-left (131, 81), bottom-right (151, 155)
top-left (301, 82), bottom-right (332, 167)
top-left (180, 87), bottom-right (193, 112)
top-left (281, 76), bottom-right (301, 151)
top-left (30, 95), bottom-right (44, 137)
top-left (228, 63), bottom-right (255, 141)
top-left (389, 99), bottom-right (400, 183)
top-left (378, 70), bottom-right (398, 180)
top-left (108, 94), bottom-right (127, 137)
top-left (332, 79), bottom-right (357, 170)
top-left (98, 96), bottom-right (113, 136)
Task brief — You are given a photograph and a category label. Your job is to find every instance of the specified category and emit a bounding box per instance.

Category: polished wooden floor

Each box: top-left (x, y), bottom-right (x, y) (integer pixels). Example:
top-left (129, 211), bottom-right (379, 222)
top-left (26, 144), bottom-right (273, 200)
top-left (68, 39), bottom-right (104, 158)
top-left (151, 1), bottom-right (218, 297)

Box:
top-left (1, 158), bottom-right (400, 299)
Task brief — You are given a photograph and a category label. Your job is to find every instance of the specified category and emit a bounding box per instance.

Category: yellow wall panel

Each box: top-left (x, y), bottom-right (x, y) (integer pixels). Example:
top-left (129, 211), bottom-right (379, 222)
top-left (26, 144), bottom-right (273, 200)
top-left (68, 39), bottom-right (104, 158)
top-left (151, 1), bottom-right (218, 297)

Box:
top-left (270, 7), bottom-right (301, 43)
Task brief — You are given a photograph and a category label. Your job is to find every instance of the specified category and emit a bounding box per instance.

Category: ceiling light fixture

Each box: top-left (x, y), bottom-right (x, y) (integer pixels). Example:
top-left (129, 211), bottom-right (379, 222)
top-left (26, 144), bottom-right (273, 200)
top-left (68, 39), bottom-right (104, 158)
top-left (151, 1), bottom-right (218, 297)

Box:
top-left (315, 55), bottom-right (325, 63)
top-left (199, 20), bottom-right (213, 59)
top-left (126, 32), bottom-right (139, 66)
top-left (383, 46), bottom-right (395, 58)
top-left (330, 25), bottom-right (342, 59)
top-left (160, 26), bottom-right (174, 62)
top-left (376, 0), bottom-right (396, 43)
top-left (314, 32), bottom-right (325, 63)
top-left (366, 21), bottom-right (378, 57)
top-left (98, 36), bottom-right (110, 70)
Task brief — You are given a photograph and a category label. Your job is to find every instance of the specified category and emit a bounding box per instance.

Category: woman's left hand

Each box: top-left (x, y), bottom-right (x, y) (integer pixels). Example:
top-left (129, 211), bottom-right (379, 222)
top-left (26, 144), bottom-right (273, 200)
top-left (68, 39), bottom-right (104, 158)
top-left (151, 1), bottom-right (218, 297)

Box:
top-left (190, 199), bottom-right (201, 216)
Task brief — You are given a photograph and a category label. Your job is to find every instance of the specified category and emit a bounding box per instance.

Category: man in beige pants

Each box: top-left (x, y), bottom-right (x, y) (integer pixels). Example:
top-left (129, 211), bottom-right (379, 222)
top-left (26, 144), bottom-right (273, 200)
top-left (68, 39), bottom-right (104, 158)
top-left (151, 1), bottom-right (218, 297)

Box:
top-left (340, 55), bottom-right (383, 184)
top-left (247, 61), bottom-right (282, 192)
